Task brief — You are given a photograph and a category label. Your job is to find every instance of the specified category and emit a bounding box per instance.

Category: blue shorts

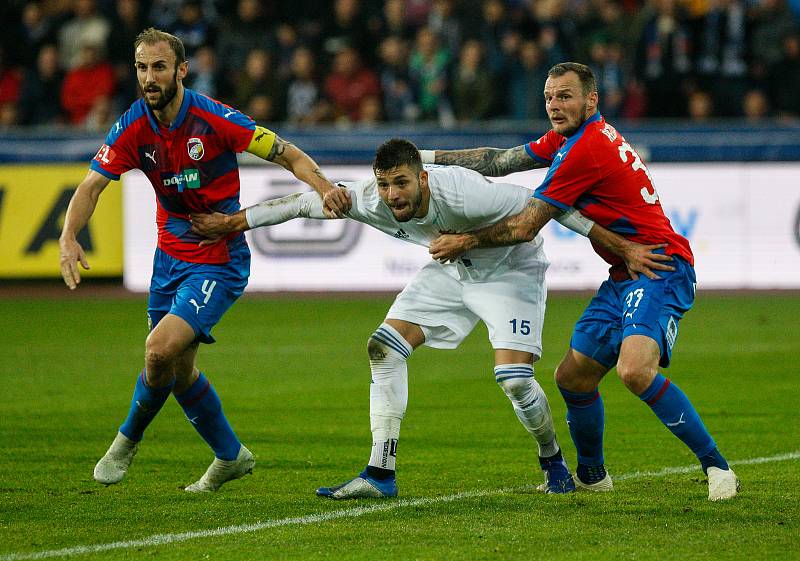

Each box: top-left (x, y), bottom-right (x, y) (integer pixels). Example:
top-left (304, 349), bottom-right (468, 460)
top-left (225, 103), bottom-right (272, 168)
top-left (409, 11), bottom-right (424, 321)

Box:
top-left (570, 256), bottom-right (696, 369)
top-left (147, 247), bottom-right (250, 344)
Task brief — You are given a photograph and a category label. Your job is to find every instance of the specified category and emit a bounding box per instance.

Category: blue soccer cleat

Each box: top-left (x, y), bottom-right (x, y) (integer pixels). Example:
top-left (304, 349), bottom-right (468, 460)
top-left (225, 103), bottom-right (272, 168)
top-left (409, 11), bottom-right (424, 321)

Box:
top-left (537, 454), bottom-right (577, 494)
top-left (316, 470), bottom-right (397, 499)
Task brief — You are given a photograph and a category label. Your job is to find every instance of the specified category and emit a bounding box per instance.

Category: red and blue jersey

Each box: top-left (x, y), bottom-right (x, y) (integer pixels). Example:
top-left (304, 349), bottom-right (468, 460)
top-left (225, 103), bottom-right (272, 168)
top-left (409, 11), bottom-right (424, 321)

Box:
top-left (90, 88), bottom-right (256, 264)
top-left (526, 112), bottom-right (693, 278)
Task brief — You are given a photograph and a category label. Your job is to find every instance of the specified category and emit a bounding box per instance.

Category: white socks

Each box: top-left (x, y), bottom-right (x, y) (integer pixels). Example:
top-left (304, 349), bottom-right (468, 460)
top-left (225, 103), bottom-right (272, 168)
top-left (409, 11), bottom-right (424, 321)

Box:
top-left (367, 323), bottom-right (412, 471)
top-left (495, 364), bottom-right (559, 458)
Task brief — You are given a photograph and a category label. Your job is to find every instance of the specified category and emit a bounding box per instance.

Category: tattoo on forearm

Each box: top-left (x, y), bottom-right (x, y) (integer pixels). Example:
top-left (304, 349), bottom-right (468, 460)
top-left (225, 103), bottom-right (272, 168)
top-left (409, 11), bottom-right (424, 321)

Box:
top-left (267, 137), bottom-right (290, 161)
top-left (473, 199), bottom-right (557, 247)
top-left (435, 145), bottom-right (542, 176)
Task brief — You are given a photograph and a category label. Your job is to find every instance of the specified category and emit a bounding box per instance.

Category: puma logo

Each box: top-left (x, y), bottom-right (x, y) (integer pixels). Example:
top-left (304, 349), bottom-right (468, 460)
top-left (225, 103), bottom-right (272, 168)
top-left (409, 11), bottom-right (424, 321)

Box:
top-left (189, 299), bottom-right (205, 314)
top-left (224, 110), bottom-right (235, 118)
top-left (144, 150), bottom-right (156, 165)
top-left (666, 412), bottom-right (686, 427)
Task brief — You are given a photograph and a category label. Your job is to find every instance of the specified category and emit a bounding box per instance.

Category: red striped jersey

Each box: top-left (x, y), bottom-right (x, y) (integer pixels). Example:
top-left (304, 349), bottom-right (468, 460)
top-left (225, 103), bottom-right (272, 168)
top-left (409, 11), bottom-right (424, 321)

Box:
top-left (90, 88), bottom-right (256, 264)
top-left (526, 112), bottom-right (693, 277)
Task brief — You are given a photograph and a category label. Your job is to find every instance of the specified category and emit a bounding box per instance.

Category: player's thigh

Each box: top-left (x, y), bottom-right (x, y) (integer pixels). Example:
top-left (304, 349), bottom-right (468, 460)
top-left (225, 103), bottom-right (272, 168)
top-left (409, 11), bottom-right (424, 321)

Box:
top-left (554, 347), bottom-right (611, 392)
top-left (570, 279), bottom-right (624, 369)
top-left (619, 258), bottom-right (696, 369)
top-left (386, 261), bottom-right (479, 350)
top-left (463, 265), bottom-right (547, 360)
top-left (148, 256), bottom-right (247, 345)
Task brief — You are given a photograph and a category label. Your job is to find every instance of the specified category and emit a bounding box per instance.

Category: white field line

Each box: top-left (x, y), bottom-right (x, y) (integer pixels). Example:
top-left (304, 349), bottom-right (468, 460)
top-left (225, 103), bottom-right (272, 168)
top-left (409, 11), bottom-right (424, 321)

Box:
top-left (2, 450), bottom-right (798, 561)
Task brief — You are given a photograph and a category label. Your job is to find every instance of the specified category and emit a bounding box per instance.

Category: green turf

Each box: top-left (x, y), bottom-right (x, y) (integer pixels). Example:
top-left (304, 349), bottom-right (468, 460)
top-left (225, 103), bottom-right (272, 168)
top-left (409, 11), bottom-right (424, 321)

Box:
top-left (1, 293), bottom-right (798, 560)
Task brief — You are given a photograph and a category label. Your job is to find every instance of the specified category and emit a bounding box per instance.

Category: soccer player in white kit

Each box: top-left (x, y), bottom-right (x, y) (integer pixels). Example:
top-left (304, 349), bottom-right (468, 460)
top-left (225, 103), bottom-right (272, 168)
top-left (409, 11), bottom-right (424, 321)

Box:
top-left (191, 139), bottom-right (672, 498)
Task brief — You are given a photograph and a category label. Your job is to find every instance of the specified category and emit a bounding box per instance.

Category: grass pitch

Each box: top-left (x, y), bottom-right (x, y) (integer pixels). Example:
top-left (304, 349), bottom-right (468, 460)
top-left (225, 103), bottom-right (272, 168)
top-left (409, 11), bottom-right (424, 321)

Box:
top-left (0, 292), bottom-right (798, 560)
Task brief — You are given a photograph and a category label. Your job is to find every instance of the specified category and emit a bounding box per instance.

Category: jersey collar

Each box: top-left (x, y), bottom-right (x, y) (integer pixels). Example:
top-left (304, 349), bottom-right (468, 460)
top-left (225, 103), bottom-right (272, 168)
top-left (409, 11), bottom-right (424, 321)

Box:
top-left (571, 111), bottom-right (603, 137)
top-left (145, 88), bottom-right (193, 135)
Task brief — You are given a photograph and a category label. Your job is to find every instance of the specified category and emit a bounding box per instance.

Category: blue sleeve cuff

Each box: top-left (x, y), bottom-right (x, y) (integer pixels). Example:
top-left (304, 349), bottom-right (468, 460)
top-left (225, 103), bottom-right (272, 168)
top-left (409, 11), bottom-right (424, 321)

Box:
top-left (524, 143), bottom-right (552, 166)
top-left (89, 161), bottom-right (120, 180)
top-left (533, 192), bottom-right (570, 211)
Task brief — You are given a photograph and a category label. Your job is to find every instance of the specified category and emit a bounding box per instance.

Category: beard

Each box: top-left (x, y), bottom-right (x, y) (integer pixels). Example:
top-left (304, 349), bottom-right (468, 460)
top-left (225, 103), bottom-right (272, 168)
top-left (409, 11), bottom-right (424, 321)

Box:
top-left (551, 99), bottom-right (592, 137)
top-left (141, 70), bottom-right (178, 110)
top-left (392, 185), bottom-right (424, 222)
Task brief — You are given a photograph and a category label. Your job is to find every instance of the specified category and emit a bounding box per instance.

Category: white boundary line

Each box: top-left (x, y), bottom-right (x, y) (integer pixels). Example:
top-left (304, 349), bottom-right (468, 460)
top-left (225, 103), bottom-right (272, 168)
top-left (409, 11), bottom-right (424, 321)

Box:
top-left (2, 451), bottom-right (798, 561)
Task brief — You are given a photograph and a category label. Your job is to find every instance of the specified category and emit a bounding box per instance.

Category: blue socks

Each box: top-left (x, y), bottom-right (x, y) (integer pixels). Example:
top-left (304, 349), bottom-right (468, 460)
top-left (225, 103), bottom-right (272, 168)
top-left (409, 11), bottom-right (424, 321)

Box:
top-left (174, 373), bottom-right (241, 461)
top-left (559, 386), bottom-right (606, 469)
top-left (639, 373), bottom-right (728, 473)
top-left (119, 370), bottom-right (174, 442)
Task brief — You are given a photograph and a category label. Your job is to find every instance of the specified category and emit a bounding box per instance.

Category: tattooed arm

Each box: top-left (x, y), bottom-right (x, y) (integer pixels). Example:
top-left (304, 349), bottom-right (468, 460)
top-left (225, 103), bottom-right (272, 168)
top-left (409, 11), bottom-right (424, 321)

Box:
top-left (260, 134), bottom-right (350, 217)
top-left (429, 198), bottom-right (559, 262)
top-left (428, 145), bottom-right (546, 176)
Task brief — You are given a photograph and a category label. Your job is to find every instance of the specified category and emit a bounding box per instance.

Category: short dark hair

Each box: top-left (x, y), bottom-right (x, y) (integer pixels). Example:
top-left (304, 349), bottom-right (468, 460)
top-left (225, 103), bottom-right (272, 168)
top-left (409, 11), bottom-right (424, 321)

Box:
top-left (373, 138), bottom-right (423, 174)
top-left (548, 62), bottom-right (597, 95)
top-left (134, 28), bottom-right (186, 67)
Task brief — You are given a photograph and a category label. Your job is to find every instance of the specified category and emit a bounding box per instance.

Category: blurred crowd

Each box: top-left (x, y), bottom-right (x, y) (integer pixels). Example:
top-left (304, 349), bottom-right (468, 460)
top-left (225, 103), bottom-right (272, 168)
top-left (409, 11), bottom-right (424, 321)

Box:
top-left (1, 0), bottom-right (799, 131)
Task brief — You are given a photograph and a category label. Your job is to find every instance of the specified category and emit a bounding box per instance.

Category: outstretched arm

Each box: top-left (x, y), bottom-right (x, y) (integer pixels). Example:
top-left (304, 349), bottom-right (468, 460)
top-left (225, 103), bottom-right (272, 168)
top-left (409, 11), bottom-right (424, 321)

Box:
top-left (246, 127), bottom-right (351, 217)
top-left (420, 145), bottom-right (546, 176)
top-left (59, 170), bottom-right (111, 289)
top-left (429, 198), bottom-right (560, 262)
top-left (191, 191), bottom-right (330, 240)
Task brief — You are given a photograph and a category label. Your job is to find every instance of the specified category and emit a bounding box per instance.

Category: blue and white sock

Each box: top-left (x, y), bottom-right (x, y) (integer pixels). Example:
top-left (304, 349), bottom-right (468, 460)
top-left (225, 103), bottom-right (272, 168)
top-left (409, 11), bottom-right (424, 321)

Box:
top-left (119, 369), bottom-right (174, 442)
top-left (639, 373), bottom-right (728, 473)
top-left (174, 373), bottom-right (241, 461)
top-left (366, 323), bottom-right (412, 481)
top-left (559, 386), bottom-right (605, 469)
top-left (495, 364), bottom-right (559, 458)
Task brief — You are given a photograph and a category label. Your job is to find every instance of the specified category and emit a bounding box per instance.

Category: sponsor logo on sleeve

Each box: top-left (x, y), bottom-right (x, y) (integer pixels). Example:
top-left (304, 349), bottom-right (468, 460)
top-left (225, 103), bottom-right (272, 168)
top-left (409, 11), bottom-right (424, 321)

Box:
top-left (187, 137), bottom-right (205, 161)
top-left (94, 144), bottom-right (116, 166)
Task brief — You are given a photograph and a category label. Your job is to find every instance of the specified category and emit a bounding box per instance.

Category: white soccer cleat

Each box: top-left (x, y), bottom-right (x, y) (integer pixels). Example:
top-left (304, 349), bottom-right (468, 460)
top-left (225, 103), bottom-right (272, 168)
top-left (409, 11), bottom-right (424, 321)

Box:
top-left (184, 445), bottom-right (254, 493)
top-left (573, 473), bottom-right (614, 492)
top-left (707, 467), bottom-right (739, 501)
top-left (93, 432), bottom-right (139, 485)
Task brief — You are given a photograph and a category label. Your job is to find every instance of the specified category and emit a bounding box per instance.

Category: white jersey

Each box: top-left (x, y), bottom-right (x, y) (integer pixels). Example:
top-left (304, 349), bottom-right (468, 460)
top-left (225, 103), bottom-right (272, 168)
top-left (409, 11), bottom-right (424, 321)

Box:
top-left (341, 165), bottom-right (546, 283)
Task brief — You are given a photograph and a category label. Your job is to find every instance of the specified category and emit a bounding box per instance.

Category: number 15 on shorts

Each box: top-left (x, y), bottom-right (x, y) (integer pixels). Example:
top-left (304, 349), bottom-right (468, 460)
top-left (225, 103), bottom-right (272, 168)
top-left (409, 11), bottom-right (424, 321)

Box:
top-left (509, 319), bottom-right (531, 335)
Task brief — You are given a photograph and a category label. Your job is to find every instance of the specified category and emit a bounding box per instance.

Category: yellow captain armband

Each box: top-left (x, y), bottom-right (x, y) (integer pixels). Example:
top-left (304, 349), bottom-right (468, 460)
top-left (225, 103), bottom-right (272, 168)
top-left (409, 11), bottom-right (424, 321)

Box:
top-left (246, 125), bottom-right (277, 159)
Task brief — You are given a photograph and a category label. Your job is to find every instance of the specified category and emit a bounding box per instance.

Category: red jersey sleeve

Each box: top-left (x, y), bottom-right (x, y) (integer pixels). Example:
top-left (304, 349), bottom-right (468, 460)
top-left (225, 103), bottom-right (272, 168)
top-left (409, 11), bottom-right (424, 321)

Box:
top-left (532, 133), bottom-right (602, 210)
top-left (525, 130), bottom-right (562, 166)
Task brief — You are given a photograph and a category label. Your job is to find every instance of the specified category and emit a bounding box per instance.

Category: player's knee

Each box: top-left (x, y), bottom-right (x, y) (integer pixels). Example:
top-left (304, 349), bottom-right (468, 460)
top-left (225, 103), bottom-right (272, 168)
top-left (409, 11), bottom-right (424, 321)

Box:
top-left (615, 359), bottom-right (657, 394)
top-left (497, 376), bottom-right (533, 402)
top-left (144, 336), bottom-right (181, 380)
top-left (367, 335), bottom-right (388, 361)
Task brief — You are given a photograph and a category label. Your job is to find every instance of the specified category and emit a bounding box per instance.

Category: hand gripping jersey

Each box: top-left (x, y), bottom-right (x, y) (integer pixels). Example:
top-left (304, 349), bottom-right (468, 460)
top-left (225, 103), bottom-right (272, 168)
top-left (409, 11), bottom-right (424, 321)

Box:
top-left (526, 112), bottom-right (693, 279)
top-left (90, 88), bottom-right (270, 264)
top-left (342, 165), bottom-right (547, 282)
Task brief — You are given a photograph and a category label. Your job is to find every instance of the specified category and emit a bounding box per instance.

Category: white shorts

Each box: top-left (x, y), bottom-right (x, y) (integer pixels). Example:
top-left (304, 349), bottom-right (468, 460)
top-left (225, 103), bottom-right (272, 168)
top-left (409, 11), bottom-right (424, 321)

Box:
top-left (386, 246), bottom-right (548, 359)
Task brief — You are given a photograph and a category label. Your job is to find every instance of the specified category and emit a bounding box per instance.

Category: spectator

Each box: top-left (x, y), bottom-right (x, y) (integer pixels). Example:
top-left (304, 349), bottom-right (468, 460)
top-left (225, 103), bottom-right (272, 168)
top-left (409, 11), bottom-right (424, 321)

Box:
top-left (687, 89), bottom-right (714, 121)
top-left (508, 39), bottom-right (549, 121)
top-left (19, 44), bottom-right (64, 125)
top-left (324, 45), bottom-right (381, 122)
top-left (372, 0), bottom-right (415, 42)
top-left (0, 46), bottom-right (23, 127)
top-left (170, 0), bottom-right (215, 60)
top-left (768, 33), bottom-right (800, 117)
top-left (452, 39), bottom-right (495, 121)
top-left (149, 0), bottom-right (217, 30)
top-left (17, 0), bottom-right (58, 66)
top-left (320, 0), bottom-right (373, 64)
top-left (589, 40), bottom-right (626, 118)
top-left (428, 0), bottom-right (463, 57)
top-left (107, 0), bottom-right (146, 111)
top-left (60, 40), bottom-right (115, 125)
top-left (285, 46), bottom-right (331, 125)
top-left (215, 0), bottom-right (273, 99)
top-left (274, 23), bottom-right (300, 80)
top-left (232, 48), bottom-right (284, 121)
top-left (742, 89), bottom-right (771, 121)
top-left (693, 0), bottom-right (749, 116)
top-left (377, 35), bottom-right (418, 122)
top-left (57, 0), bottom-right (111, 70)
top-left (749, 0), bottom-right (799, 76)
top-left (409, 26), bottom-right (454, 123)
top-left (185, 45), bottom-right (218, 98)
top-left (634, 0), bottom-right (693, 118)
